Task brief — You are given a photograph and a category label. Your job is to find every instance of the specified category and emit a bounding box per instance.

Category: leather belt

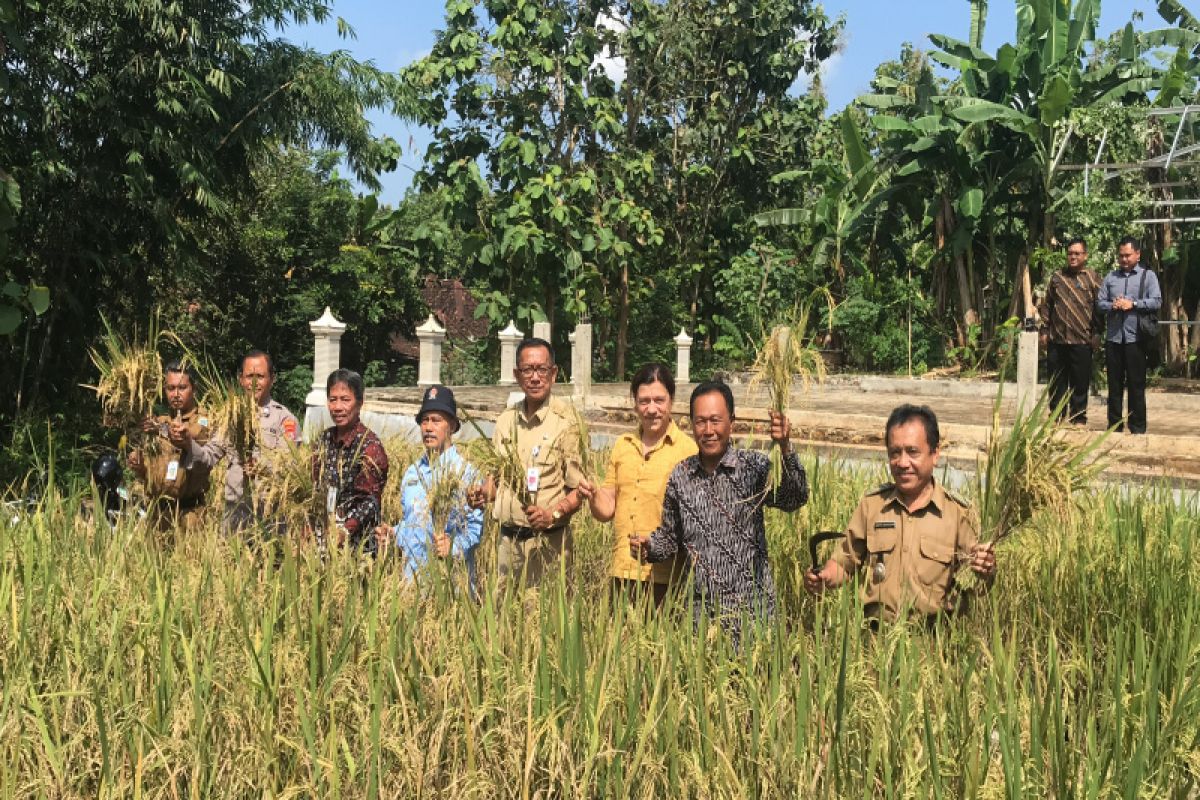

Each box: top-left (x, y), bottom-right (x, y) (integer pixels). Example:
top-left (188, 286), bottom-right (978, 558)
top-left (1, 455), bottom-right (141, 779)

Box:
top-left (501, 523), bottom-right (566, 541)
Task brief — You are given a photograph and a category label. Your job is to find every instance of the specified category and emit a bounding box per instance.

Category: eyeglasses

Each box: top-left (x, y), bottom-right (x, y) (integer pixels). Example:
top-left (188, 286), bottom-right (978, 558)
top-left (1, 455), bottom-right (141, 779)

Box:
top-left (517, 365), bottom-right (554, 378)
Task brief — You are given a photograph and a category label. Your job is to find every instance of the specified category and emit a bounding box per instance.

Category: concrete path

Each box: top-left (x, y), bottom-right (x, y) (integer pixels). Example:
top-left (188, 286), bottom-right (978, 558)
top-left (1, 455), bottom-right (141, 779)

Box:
top-left (365, 375), bottom-right (1200, 485)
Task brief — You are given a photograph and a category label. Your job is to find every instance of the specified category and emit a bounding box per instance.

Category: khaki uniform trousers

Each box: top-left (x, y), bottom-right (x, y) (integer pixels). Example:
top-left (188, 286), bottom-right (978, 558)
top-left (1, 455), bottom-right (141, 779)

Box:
top-left (497, 526), bottom-right (571, 591)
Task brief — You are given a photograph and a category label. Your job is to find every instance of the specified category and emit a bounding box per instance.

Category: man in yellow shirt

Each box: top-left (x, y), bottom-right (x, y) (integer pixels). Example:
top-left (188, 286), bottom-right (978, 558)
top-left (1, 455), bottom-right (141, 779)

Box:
top-left (579, 363), bottom-right (696, 605)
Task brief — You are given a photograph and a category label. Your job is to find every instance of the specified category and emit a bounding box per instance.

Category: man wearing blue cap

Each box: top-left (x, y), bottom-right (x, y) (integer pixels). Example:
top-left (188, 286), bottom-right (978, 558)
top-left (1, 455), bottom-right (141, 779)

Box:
top-left (376, 385), bottom-right (483, 588)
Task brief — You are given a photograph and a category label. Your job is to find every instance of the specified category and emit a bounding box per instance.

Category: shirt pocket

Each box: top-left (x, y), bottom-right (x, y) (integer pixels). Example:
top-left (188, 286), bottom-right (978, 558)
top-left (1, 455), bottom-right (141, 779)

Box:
top-left (916, 530), bottom-right (956, 586)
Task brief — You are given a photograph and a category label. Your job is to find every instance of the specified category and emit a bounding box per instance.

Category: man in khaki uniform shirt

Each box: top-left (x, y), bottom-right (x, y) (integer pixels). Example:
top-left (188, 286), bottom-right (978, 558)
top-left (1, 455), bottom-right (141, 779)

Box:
top-left (127, 361), bottom-right (214, 532)
top-left (806, 404), bottom-right (996, 622)
top-left (473, 338), bottom-right (585, 590)
top-left (185, 350), bottom-right (300, 535)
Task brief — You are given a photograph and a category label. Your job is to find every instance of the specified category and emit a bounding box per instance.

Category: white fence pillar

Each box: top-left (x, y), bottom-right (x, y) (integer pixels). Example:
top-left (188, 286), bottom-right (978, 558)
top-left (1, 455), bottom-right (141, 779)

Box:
top-left (416, 314), bottom-right (447, 387)
top-left (532, 321), bottom-right (552, 343)
top-left (572, 322), bottom-right (592, 402)
top-left (498, 320), bottom-right (523, 385)
top-left (1016, 328), bottom-right (1040, 413)
top-left (306, 307), bottom-right (346, 407)
top-left (674, 327), bottom-right (693, 384)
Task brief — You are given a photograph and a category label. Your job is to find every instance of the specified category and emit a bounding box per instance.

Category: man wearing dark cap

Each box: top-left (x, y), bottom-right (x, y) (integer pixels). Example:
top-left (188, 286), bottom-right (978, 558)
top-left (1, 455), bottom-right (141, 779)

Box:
top-left (376, 385), bottom-right (483, 587)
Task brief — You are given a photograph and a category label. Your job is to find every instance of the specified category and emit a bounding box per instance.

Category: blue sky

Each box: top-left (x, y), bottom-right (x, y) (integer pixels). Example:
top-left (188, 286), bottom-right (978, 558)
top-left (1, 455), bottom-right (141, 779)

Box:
top-left (289, 0), bottom-right (1158, 204)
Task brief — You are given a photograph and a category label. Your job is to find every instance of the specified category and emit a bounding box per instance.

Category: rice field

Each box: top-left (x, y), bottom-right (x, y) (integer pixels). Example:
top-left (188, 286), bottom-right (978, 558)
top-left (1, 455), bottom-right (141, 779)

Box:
top-left (1, 450), bottom-right (1198, 798)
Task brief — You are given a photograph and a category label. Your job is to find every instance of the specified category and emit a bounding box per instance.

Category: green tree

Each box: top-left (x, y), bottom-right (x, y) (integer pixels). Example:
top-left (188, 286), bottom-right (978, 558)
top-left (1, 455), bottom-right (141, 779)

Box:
top-left (0, 0), bottom-right (408, 416)
top-left (407, 0), bottom-right (837, 376)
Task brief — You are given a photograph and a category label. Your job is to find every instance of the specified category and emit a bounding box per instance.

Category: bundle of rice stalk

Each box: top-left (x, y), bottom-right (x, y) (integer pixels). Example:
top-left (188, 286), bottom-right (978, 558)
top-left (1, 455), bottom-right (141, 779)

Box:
top-left (204, 372), bottom-right (260, 465)
top-left (974, 392), bottom-right (1109, 550)
top-left (749, 293), bottom-right (832, 490)
top-left (567, 404), bottom-right (595, 478)
top-left (381, 436), bottom-right (421, 523)
top-left (462, 411), bottom-right (532, 507)
top-left (420, 452), bottom-right (469, 536)
top-left (258, 441), bottom-right (322, 536)
top-left (85, 316), bottom-right (165, 456)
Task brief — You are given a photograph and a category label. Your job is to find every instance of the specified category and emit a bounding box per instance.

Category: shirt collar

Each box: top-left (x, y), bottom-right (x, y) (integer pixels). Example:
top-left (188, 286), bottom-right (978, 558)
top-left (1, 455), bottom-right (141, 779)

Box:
top-left (519, 398), bottom-right (551, 424)
top-left (691, 444), bottom-right (737, 475)
top-left (625, 419), bottom-right (683, 452)
top-left (333, 420), bottom-right (365, 446)
top-left (883, 480), bottom-right (945, 514)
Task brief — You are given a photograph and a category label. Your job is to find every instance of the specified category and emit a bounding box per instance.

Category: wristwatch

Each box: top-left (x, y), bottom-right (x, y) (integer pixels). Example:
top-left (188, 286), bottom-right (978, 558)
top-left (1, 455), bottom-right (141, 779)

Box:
top-left (552, 508), bottom-right (563, 523)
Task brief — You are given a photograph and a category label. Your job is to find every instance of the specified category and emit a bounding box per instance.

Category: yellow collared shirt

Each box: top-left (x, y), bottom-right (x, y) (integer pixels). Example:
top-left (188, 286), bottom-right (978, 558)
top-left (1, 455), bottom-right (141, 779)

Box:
top-left (603, 420), bottom-right (697, 584)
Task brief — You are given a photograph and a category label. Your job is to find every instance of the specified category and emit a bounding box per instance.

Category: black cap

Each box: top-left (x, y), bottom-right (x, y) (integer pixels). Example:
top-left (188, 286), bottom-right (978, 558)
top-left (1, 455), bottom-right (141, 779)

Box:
top-left (416, 385), bottom-right (460, 432)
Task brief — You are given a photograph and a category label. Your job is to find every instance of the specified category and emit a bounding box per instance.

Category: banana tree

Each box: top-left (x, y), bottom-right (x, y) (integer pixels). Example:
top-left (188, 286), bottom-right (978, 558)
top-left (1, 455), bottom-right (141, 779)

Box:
top-left (860, 0), bottom-right (1157, 341)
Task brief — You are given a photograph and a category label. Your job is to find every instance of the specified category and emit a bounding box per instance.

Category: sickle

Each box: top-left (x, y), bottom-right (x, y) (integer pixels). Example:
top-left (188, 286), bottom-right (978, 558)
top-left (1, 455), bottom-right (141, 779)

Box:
top-left (808, 530), bottom-right (845, 572)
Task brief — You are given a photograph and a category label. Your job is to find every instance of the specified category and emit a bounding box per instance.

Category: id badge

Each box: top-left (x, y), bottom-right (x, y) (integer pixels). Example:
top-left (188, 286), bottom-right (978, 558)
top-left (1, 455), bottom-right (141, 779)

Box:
top-left (526, 467), bottom-right (540, 494)
top-left (165, 460), bottom-right (180, 482)
top-left (326, 487), bottom-right (338, 514)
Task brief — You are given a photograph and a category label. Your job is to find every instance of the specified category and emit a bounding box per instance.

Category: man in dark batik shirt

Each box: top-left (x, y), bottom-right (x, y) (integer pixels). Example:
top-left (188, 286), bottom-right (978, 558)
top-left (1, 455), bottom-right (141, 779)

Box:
top-left (312, 369), bottom-right (389, 555)
top-left (1038, 237), bottom-right (1102, 424)
top-left (631, 381), bottom-right (808, 633)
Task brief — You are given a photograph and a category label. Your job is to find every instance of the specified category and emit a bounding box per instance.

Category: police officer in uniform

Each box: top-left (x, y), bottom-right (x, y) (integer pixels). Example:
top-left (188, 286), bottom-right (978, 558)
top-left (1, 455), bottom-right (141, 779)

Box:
top-left (127, 360), bottom-right (214, 532)
top-left (805, 404), bottom-right (996, 622)
top-left (184, 350), bottom-right (300, 535)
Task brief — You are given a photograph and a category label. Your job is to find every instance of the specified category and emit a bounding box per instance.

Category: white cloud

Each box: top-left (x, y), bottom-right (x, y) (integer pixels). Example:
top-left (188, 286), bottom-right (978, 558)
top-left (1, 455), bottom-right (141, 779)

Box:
top-left (793, 48), bottom-right (845, 95)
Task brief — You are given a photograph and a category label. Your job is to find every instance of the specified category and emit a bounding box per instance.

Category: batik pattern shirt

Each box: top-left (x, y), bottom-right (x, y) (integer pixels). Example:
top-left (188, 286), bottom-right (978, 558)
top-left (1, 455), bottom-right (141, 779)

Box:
top-left (312, 422), bottom-right (389, 554)
top-left (1038, 267), bottom-right (1102, 345)
top-left (646, 447), bottom-right (808, 626)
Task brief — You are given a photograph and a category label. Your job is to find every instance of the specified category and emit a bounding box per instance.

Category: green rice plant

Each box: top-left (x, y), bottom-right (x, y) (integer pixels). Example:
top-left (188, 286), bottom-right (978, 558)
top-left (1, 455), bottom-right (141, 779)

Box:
top-left (1, 439), bottom-right (1199, 798)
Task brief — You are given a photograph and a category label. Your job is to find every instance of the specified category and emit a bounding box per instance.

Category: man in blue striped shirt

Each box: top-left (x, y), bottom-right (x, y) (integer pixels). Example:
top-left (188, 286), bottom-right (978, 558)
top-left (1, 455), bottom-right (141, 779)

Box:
top-left (1097, 236), bottom-right (1161, 434)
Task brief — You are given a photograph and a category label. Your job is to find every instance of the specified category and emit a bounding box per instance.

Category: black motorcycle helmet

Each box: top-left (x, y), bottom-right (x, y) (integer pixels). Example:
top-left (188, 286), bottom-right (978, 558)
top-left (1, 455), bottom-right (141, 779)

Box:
top-left (91, 452), bottom-right (122, 494)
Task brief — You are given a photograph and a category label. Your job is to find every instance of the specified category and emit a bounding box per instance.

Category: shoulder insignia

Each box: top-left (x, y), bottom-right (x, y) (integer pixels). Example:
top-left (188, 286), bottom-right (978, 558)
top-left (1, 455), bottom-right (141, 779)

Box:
top-left (866, 482), bottom-right (894, 497)
top-left (282, 418), bottom-right (299, 440)
top-left (943, 487), bottom-right (971, 508)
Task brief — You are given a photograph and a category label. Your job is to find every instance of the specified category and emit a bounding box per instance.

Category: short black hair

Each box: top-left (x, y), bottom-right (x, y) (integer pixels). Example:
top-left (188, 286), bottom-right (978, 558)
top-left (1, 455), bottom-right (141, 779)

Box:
top-left (1118, 235), bottom-right (1141, 253)
top-left (516, 337), bottom-right (554, 366)
top-left (689, 380), bottom-right (734, 419)
top-left (630, 362), bottom-right (676, 399)
top-left (326, 368), bottom-right (364, 403)
top-left (1065, 237), bottom-right (1087, 252)
top-left (239, 349), bottom-right (275, 376)
top-left (163, 359), bottom-right (199, 388)
top-left (884, 404), bottom-right (940, 451)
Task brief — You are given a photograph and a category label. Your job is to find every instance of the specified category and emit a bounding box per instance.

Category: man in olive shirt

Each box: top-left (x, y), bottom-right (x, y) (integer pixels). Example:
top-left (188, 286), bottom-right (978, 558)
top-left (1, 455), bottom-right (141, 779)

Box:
top-left (127, 360), bottom-right (214, 532)
top-left (472, 338), bottom-right (585, 590)
top-left (805, 404), bottom-right (996, 622)
top-left (1039, 237), bottom-right (1102, 424)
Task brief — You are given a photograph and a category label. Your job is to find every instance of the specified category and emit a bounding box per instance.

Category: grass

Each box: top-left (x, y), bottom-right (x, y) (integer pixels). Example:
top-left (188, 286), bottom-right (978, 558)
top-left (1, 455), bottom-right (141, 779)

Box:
top-left (1, 450), bottom-right (1198, 797)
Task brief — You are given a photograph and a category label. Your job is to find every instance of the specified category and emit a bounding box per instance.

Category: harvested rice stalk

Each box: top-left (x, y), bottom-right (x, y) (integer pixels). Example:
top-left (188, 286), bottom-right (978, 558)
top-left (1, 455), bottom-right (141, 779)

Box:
top-left (381, 435), bottom-right (421, 523)
top-left (420, 452), bottom-right (469, 536)
top-left (84, 316), bottom-right (165, 458)
top-left (257, 440), bottom-right (320, 536)
top-left (975, 392), bottom-right (1109, 547)
top-left (566, 404), bottom-right (594, 478)
top-left (462, 411), bottom-right (532, 508)
top-left (749, 293), bottom-right (831, 490)
top-left (956, 388), bottom-right (1109, 589)
top-left (204, 372), bottom-right (260, 463)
